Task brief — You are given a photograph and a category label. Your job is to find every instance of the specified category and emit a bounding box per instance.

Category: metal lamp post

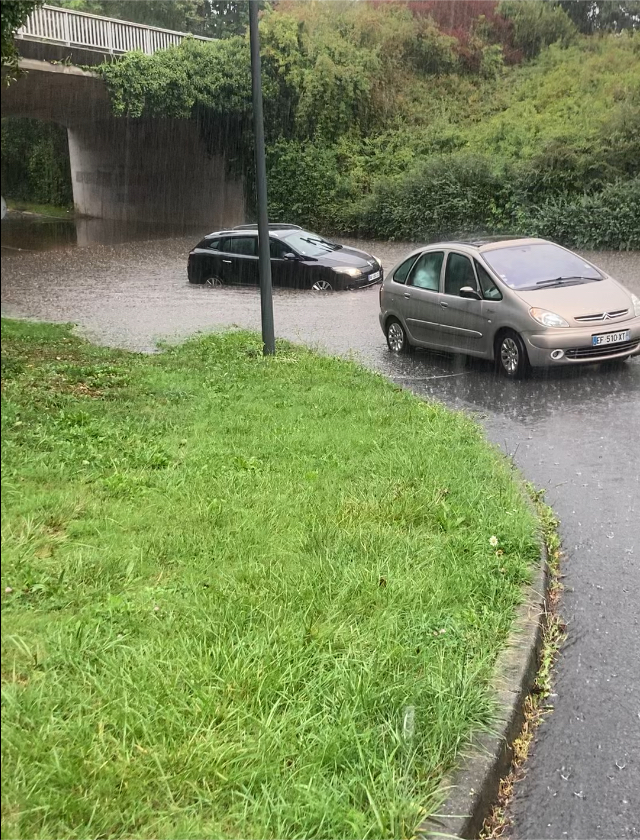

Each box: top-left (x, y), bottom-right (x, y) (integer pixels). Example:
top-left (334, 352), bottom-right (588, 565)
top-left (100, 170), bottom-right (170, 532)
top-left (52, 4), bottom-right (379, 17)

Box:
top-left (249, 0), bottom-right (276, 356)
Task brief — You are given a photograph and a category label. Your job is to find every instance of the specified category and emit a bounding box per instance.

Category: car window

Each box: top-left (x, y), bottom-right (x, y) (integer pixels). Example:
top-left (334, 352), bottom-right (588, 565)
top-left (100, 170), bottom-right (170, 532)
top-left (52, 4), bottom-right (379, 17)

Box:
top-left (392, 255), bottom-right (419, 285)
top-left (220, 236), bottom-right (257, 257)
top-left (407, 251), bottom-right (444, 291)
top-left (270, 238), bottom-right (291, 259)
top-left (444, 253), bottom-right (477, 297)
top-left (481, 243), bottom-right (603, 290)
top-left (475, 260), bottom-right (503, 301)
top-left (205, 238), bottom-right (221, 250)
top-left (281, 230), bottom-right (340, 257)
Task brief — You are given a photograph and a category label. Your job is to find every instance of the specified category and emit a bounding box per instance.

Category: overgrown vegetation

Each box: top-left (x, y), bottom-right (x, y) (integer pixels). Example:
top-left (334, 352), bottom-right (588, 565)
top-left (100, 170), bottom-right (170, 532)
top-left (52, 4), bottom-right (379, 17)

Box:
top-left (92, 0), bottom-right (640, 248)
top-left (1, 0), bottom-right (42, 76)
top-left (1, 319), bottom-right (540, 839)
top-left (482, 490), bottom-right (565, 839)
top-left (5, 199), bottom-right (73, 217)
top-left (1, 119), bottom-right (73, 209)
top-left (2, 1), bottom-right (639, 247)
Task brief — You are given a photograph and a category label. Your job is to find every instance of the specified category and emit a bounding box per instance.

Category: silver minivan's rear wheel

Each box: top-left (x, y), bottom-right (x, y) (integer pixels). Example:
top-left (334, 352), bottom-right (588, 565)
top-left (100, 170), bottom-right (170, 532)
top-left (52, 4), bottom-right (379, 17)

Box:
top-left (311, 279), bottom-right (333, 291)
top-left (386, 318), bottom-right (410, 354)
top-left (497, 330), bottom-right (530, 379)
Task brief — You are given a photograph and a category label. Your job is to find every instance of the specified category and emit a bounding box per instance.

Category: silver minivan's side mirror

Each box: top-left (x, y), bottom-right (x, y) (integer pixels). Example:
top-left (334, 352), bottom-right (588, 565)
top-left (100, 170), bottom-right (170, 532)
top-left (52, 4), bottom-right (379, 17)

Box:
top-left (459, 286), bottom-right (482, 301)
top-left (284, 252), bottom-right (298, 260)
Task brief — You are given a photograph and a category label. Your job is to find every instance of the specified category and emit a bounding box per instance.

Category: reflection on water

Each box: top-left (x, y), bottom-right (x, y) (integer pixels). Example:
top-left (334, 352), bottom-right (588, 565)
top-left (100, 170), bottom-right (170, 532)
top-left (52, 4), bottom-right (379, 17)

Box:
top-left (1, 213), bottom-right (207, 251)
top-left (1, 214), bottom-right (77, 251)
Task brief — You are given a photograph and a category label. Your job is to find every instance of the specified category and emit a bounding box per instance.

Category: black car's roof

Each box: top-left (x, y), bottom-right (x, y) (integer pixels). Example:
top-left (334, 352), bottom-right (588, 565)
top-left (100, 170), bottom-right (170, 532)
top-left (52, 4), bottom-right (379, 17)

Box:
top-left (205, 226), bottom-right (324, 241)
top-left (205, 227), bottom-right (303, 239)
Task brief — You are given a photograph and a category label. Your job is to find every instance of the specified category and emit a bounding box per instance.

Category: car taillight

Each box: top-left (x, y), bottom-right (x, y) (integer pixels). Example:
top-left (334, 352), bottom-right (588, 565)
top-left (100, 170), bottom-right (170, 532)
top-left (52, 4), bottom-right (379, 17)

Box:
top-left (379, 283), bottom-right (383, 307)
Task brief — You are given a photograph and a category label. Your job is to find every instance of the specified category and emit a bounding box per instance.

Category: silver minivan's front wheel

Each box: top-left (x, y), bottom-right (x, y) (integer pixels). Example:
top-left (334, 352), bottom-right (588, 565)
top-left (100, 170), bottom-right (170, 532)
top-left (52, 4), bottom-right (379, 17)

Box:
top-left (386, 318), bottom-right (410, 354)
top-left (497, 331), bottom-right (530, 379)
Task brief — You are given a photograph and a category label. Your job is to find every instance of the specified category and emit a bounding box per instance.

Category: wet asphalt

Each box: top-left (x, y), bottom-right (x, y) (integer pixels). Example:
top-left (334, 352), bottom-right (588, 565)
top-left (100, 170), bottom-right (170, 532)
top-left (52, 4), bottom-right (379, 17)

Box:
top-left (2, 227), bottom-right (639, 839)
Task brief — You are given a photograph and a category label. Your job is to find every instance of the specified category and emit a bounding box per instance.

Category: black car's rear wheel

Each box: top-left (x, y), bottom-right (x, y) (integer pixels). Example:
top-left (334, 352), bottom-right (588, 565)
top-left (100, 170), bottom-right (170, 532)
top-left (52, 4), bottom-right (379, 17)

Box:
top-left (386, 318), bottom-right (410, 354)
top-left (311, 279), bottom-right (333, 291)
top-left (204, 276), bottom-right (224, 287)
top-left (497, 330), bottom-right (530, 379)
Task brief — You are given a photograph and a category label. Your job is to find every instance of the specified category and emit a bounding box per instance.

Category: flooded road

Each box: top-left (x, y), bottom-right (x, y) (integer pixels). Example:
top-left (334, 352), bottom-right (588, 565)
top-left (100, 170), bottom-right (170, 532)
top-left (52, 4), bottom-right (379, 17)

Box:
top-left (2, 221), bottom-right (639, 839)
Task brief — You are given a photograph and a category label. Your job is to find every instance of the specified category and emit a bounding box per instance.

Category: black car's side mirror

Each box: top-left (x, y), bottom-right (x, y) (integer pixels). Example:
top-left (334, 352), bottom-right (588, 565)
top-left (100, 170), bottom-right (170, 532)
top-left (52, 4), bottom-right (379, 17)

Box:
top-left (459, 286), bottom-right (482, 300)
top-left (283, 252), bottom-right (298, 261)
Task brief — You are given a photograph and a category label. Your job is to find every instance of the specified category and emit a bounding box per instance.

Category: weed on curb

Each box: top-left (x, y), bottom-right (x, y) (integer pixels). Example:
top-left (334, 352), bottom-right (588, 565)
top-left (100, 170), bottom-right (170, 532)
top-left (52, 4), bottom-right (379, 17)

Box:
top-left (481, 487), bottom-right (565, 839)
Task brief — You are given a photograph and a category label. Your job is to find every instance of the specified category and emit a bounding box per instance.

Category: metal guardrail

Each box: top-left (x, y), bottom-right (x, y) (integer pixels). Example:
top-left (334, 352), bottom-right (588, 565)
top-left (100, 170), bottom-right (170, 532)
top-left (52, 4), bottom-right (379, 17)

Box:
top-left (16, 3), bottom-right (212, 56)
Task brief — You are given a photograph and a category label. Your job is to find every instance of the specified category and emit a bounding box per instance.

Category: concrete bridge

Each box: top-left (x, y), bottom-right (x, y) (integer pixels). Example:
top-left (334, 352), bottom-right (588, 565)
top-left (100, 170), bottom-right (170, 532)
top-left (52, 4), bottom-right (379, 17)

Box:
top-left (1, 4), bottom-right (245, 227)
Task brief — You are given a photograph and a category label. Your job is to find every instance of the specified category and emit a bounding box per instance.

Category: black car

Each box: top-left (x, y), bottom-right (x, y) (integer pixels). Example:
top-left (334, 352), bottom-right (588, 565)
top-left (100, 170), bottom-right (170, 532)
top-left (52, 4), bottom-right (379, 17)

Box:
top-left (187, 224), bottom-right (383, 291)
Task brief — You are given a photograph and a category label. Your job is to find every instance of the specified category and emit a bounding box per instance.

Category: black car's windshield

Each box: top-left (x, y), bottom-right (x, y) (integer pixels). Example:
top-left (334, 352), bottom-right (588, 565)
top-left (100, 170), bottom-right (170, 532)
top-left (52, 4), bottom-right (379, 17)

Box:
top-left (482, 243), bottom-right (603, 291)
top-left (282, 231), bottom-right (341, 257)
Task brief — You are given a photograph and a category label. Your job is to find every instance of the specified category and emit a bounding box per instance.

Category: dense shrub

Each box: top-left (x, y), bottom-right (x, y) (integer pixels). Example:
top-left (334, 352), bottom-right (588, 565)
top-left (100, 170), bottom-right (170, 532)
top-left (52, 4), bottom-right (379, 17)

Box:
top-left (498, 1), bottom-right (577, 58)
top-left (2, 2), bottom-right (638, 251)
top-left (333, 157), bottom-right (639, 250)
top-left (265, 140), bottom-right (351, 229)
top-left (1, 118), bottom-right (72, 207)
top-left (344, 154), bottom-right (505, 240)
top-left (512, 178), bottom-right (640, 250)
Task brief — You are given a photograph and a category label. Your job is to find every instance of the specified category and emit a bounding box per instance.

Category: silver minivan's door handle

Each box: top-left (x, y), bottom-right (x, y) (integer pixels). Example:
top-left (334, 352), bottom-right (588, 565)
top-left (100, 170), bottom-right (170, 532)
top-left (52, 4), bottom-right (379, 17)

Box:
top-left (440, 301), bottom-right (449, 308)
top-left (403, 292), bottom-right (411, 298)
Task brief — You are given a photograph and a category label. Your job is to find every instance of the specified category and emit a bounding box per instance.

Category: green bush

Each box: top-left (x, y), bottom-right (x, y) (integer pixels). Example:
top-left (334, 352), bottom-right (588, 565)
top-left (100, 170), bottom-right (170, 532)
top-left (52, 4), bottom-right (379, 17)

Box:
top-left (498, 1), bottom-right (577, 58)
top-left (512, 178), bottom-right (640, 250)
top-left (266, 140), bottom-right (352, 230)
top-left (2, 4), bottom-right (638, 250)
top-left (0, 118), bottom-right (72, 208)
top-left (343, 154), bottom-right (506, 241)
top-left (326, 153), bottom-right (639, 250)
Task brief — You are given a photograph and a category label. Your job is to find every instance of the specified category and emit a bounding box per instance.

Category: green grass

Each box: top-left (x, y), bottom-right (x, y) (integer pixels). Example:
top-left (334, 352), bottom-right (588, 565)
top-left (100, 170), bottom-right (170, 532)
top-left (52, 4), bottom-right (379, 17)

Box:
top-left (5, 200), bottom-right (74, 218)
top-left (1, 319), bottom-right (539, 839)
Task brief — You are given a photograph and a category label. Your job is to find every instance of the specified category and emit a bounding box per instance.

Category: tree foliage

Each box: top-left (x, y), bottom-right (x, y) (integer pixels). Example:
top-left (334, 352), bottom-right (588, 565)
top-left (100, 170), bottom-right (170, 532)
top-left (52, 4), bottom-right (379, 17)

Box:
top-left (555, 1), bottom-right (640, 33)
top-left (1, 119), bottom-right (72, 206)
top-left (1, 0), bottom-right (42, 76)
top-left (2, 0), bottom-right (639, 249)
top-left (48, 0), bottom-right (256, 38)
top-left (498, 1), bottom-right (577, 58)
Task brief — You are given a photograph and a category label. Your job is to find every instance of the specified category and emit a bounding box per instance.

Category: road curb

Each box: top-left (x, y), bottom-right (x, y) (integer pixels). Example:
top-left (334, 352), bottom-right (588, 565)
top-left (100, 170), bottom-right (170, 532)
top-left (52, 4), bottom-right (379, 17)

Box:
top-left (418, 536), bottom-right (549, 839)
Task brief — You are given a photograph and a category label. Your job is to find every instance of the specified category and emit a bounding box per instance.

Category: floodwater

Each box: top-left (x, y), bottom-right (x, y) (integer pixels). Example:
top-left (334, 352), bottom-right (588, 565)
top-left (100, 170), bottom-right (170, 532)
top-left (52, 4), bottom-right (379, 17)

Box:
top-left (1, 212), bottom-right (204, 252)
top-left (2, 214), bottom-right (639, 839)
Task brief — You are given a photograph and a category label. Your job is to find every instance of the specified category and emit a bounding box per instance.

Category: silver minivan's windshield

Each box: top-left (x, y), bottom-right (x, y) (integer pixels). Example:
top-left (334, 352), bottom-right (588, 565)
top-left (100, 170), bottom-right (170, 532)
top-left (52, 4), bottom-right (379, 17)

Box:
top-left (482, 243), bottom-right (603, 291)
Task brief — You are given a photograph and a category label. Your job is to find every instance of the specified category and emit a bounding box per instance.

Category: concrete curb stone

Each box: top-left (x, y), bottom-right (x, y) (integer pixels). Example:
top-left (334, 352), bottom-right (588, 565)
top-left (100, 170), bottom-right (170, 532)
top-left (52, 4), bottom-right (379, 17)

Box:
top-left (418, 539), bottom-right (549, 839)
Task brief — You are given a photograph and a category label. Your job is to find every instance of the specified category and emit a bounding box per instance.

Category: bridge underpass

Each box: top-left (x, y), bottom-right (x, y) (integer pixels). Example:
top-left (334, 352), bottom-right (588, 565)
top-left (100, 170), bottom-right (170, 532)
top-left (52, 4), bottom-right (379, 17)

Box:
top-left (1, 5), bottom-right (245, 228)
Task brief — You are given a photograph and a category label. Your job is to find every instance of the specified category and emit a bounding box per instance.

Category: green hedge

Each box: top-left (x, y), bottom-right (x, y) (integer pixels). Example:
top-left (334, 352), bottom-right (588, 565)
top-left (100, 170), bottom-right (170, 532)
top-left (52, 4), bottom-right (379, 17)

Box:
top-left (265, 145), bottom-right (639, 251)
top-left (512, 179), bottom-right (640, 250)
top-left (1, 119), bottom-right (73, 208)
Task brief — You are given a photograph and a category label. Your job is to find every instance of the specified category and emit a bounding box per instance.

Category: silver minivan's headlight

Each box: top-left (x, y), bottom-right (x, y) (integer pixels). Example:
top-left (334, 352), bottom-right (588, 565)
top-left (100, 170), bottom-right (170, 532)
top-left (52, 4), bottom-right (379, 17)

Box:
top-left (529, 307), bottom-right (569, 328)
top-left (334, 266), bottom-right (363, 277)
top-left (631, 293), bottom-right (640, 317)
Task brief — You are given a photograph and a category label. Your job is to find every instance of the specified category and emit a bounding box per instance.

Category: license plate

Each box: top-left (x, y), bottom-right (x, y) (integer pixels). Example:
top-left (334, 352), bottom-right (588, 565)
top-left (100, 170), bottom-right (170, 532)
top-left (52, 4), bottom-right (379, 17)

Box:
top-left (592, 330), bottom-right (630, 346)
top-left (369, 271), bottom-right (381, 282)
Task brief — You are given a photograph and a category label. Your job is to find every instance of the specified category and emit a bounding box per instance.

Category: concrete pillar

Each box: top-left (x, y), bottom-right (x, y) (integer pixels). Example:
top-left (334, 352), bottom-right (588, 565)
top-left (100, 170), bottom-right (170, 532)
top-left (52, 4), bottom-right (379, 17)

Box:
top-left (67, 117), bottom-right (245, 226)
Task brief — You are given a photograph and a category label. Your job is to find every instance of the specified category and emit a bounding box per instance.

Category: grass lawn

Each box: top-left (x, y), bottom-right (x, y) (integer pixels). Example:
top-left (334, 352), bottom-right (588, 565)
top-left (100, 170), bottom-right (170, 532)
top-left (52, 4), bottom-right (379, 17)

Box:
top-left (1, 319), bottom-right (539, 839)
top-left (5, 200), bottom-right (74, 219)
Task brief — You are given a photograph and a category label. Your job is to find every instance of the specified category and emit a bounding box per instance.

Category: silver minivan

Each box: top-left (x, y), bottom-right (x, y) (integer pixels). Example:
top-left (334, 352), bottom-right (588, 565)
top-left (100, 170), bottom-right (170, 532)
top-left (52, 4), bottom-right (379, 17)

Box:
top-left (379, 237), bottom-right (640, 378)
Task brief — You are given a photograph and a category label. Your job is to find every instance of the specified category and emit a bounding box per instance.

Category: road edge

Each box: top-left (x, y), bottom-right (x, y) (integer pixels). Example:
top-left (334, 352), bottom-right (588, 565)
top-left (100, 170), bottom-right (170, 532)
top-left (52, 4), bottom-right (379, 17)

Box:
top-left (418, 521), bottom-right (549, 839)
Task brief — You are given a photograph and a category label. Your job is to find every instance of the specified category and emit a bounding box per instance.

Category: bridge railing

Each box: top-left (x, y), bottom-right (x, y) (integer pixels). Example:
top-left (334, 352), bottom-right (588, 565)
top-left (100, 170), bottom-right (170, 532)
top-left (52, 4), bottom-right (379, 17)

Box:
top-left (17, 4), bottom-right (212, 56)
